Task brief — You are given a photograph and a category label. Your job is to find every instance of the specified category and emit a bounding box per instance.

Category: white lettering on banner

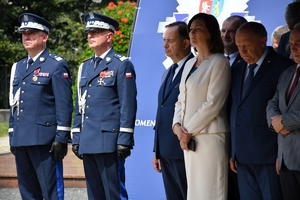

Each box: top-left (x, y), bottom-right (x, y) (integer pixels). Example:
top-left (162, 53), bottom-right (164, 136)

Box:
top-left (135, 119), bottom-right (156, 127)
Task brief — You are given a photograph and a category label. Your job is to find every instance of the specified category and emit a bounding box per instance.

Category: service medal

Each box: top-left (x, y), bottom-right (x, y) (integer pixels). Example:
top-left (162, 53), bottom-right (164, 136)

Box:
top-left (98, 71), bottom-right (106, 85)
top-left (32, 68), bottom-right (41, 82)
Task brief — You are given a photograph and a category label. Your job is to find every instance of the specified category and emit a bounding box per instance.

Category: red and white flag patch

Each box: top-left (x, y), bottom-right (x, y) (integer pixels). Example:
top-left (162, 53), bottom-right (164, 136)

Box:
top-left (126, 73), bottom-right (132, 78)
top-left (63, 73), bottom-right (69, 78)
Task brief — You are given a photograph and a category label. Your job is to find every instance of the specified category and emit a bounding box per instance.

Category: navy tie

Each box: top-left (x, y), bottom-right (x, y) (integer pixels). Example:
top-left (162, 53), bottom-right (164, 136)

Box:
top-left (164, 63), bottom-right (178, 97)
top-left (26, 58), bottom-right (34, 70)
top-left (94, 57), bottom-right (102, 70)
top-left (242, 63), bottom-right (257, 98)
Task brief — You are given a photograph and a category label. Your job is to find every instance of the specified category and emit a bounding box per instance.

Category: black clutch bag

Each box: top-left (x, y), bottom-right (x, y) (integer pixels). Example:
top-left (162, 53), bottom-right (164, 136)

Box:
top-left (187, 137), bottom-right (196, 151)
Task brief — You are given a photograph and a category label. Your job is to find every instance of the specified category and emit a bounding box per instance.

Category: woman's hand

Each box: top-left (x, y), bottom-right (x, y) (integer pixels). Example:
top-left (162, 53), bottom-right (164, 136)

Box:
top-left (173, 124), bottom-right (192, 150)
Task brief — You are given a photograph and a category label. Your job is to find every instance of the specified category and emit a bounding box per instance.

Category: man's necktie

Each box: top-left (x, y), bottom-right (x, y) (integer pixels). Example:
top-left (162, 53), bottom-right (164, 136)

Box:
top-left (242, 63), bottom-right (257, 98)
top-left (94, 57), bottom-right (102, 70)
top-left (164, 63), bottom-right (178, 97)
top-left (287, 67), bottom-right (300, 103)
top-left (26, 58), bottom-right (33, 70)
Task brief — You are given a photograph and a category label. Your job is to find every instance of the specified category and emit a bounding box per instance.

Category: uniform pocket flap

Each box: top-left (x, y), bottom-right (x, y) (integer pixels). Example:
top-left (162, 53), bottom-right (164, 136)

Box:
top-left (31, 78), bottom-right (50, 85)
top-left (13, 77), bottom-right (19, 86)
top-left (80, 77), bottom-right (87, 87)
top-left (101, 121), bottom-right (120, 132)
top-left (36, 115), bottom-right (57, 126)
top-left (97, 77), bottom-right (115, 86)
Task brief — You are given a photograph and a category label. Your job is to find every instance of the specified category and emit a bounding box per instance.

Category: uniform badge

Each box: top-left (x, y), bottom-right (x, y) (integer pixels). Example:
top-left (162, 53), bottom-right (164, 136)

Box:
top-left (40, 57), bottom-right (45, 62)
top-left (32, 68), bottom-right (40, 81)
top-left (24, 15), bottom-right (28, 21)
top-left (89, 12), bottom-right (94, 19)
top-left (126, 72), bottom-right (132, 78)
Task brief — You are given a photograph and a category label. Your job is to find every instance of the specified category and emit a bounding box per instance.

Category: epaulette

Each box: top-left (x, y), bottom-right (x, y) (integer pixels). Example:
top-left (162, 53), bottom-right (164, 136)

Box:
top-left (49, 54), bottom-right (64, 62)
top-left (114, 53), bottom-right (128, 61)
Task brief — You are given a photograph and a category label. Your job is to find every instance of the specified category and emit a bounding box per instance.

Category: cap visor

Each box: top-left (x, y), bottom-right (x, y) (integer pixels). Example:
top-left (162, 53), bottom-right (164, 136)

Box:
top-left (19, 28), bottom-right (41, 33)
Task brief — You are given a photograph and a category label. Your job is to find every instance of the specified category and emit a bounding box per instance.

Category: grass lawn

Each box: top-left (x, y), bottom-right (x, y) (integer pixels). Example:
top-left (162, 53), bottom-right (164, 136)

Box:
top-left (0, 122), bottom-right (8, 137)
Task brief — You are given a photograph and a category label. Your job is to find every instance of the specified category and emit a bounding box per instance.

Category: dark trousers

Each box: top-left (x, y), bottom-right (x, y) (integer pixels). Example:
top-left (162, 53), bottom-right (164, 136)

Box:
top-left (15, 145), bottom-right (63, 200)
top-left (237, 162), bottom-right (283, 200)
top-left (280, 161), bottom-right (300, 200)
top-left (228, 167), bottom-right (240, 200)
top-left (83, 153), bottom-right (120, 200)
top-left (160, 156), bottom-right (187, 200)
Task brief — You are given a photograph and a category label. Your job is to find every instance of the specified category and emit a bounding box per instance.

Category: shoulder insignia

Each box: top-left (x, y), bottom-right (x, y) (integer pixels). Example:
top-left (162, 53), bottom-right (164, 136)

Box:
top-left (115, 54), bottom-right (128, 61)
top-left (49, 54), bottom-right (65, 62)
top-left (54, 56), bottom-right (63, 61)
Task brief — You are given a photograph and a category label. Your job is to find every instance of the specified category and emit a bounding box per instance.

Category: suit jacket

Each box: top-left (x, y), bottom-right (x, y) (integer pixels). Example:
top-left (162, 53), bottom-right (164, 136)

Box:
top-left (72, 48), bottom-right (137, 154)
top-left (154, 53), bottom-right (193, 159)
top-left (277, 31), bottom-right (290, 58)
top-left (230, 47), bottom-right (294, 164)
top-left (9, 49), bottom-right (73, 146)
top-left (173, 53), bottom-right (230, 135)
top-left (267, 64), bottom-right (300, 171)
top-left (231, 53), bottom-right (243, 69)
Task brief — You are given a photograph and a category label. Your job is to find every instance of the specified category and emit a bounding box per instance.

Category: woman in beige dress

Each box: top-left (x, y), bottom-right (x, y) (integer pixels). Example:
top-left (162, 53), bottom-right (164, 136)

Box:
top-left (172, 13), bottom-right (231, 200)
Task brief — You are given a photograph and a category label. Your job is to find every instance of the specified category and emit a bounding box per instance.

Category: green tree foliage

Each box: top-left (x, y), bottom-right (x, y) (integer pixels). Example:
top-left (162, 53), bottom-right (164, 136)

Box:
top-left (0, 0), bottom-right (137, 67)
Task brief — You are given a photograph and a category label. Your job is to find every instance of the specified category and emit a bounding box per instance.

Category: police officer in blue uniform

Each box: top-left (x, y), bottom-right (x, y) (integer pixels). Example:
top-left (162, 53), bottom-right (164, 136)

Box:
top-left (71, 12), bottom-right (137, 200)
top-left (8, 13), bottom-right (73, 200)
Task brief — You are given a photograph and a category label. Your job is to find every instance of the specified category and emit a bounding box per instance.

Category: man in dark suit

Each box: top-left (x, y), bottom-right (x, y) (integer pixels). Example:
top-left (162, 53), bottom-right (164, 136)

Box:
top-left (267, 23), bottom-right (300, 200)
top-left (229, 22), bottom-right (294, 200)
top-left (221, 15), bottom-right (247, 200)
top-left (152, 21), bottom-right (193, 200)
top-left (277, 2), bottom-right (300, 58)
top-left (221, 15), bottom-right (247, 68)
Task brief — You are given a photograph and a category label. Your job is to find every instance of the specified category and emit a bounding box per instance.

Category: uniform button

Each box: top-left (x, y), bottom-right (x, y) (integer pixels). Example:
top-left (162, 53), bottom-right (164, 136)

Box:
top-left (46, 122), bottom-right (50, 125)
top-left (161, 105), bottom-right (164, 108)
top-left (86, 116), bottom-right (89, 119)
top-left (87, 95), bottom-right (90, 98)
top-left (20, 110), bottom-right (23, 113)
top-left (238, 108), bottom-right (241, 111)
top-left (21, 91), bottom-right (24, 94)
top-left (20, 100), bottom-right (23, 104)
top-left (112, 128), bottom-right (115, 131)
top-left (89, 84), bottom-right (92, 87)
top-left (22, 82), bottom-right (25, 85)
top-left (86, 106), bottom-right (89, 109)
top-left (38, 82), bottom-right (41, 84)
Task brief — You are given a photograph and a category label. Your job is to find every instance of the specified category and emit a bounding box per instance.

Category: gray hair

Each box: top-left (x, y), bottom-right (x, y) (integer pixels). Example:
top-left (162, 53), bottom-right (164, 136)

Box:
top-left (272, 25), bottom-right (289, 41)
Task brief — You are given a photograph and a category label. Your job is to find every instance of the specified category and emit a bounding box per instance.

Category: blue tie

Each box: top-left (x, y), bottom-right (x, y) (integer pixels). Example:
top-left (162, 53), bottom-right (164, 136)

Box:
top-left (242, 63), bottom-right (257, 97)
top-left (164, 63), bottom-right (178, 97)
top-left (26, 58), bottom-right (34, 70)
top-left (94, 57), bottom-right (102, 70)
